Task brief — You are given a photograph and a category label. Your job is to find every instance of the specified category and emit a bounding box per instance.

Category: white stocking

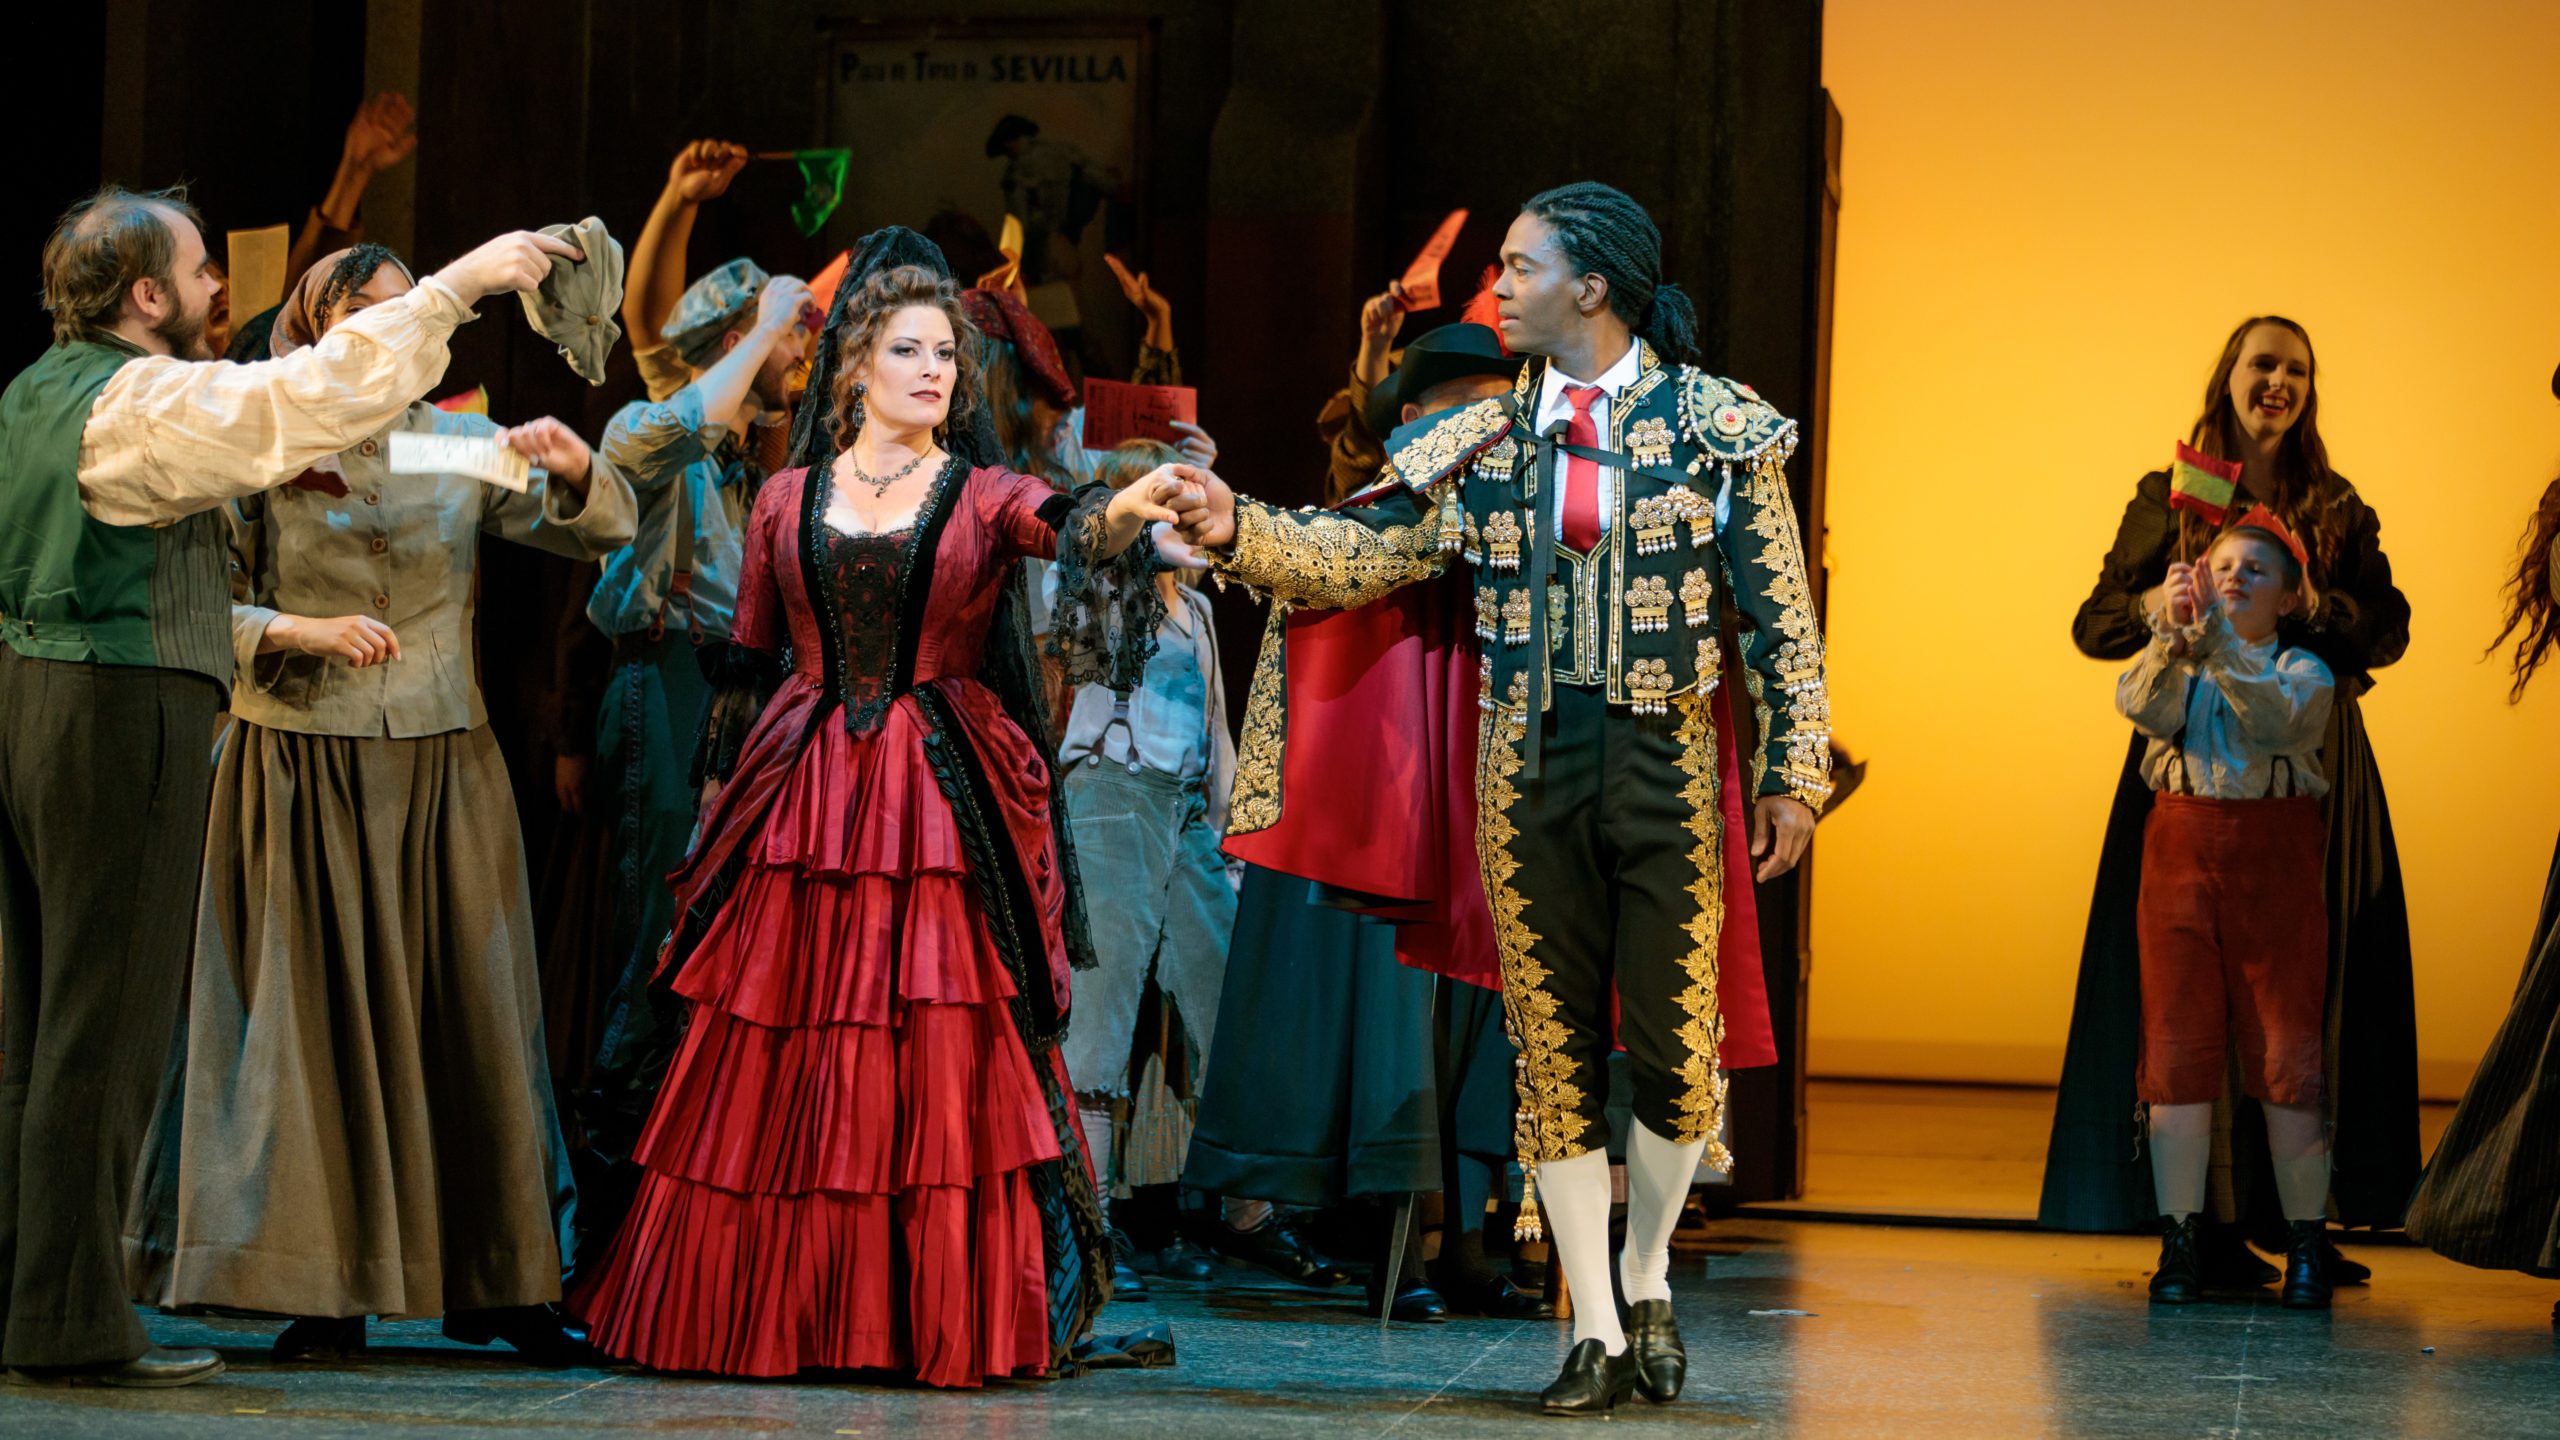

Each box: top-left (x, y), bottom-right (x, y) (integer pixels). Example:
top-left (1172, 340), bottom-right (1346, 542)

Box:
top-left (1619, 1120), bottom-right (1706, 1304)
top-left (1537, 1148), bottom-right (1624, 1354)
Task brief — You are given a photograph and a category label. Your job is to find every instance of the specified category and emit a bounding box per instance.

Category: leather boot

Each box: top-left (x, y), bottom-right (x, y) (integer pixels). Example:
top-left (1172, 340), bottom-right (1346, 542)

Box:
top-left (1539, 1337), bottom-right (1639, 1415)
top-left (2281, 1220), bottom-right (2333, 1310)
top-left (2149, 1217), bottom-right (2201, 1304)
top-left (1625, 1298), bottom-right (1686, 1402)
top-left (273, 1315), bottom-right (366, 1362)
top-left (444, 1305), bottom-right (603, 1367)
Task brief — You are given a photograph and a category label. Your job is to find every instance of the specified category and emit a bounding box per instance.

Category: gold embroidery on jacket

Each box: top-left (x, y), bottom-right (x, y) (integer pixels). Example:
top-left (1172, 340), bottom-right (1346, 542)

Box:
top-left (1743, 454), bottom-right (1834, 811)
top-left (1501, 587), bottom-right (1532, 647)
top-left (1680, 568), bottom-right (1715, 629)
top-left (1483, 510), bottom-right (1523, 574)
top-left (1388, 396), bottom-right (1510, 490)
top-left (1628, 657), bottom-right (1674, 715)
top-left (1627, 575), bottom-right (1672, 634)
top-left (1216, 493), bottom-right (1449, 610)
top-left (1627, 416), bottom-right (1676, 470)
top-left (1227, 607), bottom-right (1291, 834)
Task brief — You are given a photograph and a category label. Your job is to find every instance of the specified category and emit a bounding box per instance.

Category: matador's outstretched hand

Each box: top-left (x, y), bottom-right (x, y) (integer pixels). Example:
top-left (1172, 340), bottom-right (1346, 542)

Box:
top-left (1171, 467), bottom-right (1235, 550)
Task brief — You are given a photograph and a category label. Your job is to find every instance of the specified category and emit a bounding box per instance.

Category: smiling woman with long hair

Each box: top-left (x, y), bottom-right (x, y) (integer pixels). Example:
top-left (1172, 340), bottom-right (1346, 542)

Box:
top-left (2043, 316), bottom-right (2418, 1268)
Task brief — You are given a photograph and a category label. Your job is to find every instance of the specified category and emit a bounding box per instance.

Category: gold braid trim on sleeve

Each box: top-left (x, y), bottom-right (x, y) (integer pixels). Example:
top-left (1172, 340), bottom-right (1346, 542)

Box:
top-left (1742, 454), bottom-right (1835, 813)
top-left (1210, 491), bottom-right (1451, 611)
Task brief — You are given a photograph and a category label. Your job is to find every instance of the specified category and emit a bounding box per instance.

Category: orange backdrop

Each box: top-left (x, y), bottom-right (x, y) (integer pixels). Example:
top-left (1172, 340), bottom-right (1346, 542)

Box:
top-left (1814, 0), bottom-right (2560, 1097)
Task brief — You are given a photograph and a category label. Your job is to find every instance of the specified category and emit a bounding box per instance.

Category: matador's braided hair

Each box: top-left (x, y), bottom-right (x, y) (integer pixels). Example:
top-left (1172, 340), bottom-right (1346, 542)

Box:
top-left (1520, 182), bottom-right (1699, 363)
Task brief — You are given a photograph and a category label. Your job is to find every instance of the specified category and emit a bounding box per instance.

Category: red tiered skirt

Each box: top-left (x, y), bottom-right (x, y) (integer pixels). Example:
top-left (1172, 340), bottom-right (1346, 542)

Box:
top-left (571, 694), bottom-right (1062, 1385)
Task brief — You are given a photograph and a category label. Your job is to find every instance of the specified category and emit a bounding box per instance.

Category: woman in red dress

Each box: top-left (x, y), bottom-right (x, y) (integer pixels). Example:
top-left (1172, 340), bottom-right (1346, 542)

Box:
top-left (571, 240), bottom-right (1190, 1385)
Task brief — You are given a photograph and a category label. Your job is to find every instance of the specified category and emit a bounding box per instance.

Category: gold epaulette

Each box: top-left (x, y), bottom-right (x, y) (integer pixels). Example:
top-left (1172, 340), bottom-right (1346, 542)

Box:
top-left (1384, 395), bottom-right (1516, 493)
top-left (1676, 368), bottom-right (1798, 469)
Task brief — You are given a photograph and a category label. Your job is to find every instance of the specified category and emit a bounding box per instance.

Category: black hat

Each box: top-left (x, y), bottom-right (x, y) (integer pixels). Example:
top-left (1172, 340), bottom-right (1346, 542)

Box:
top-left (1365, 322), bottom-right (1519, 439)
top-left (985, 114), bottom-right (1040, 159)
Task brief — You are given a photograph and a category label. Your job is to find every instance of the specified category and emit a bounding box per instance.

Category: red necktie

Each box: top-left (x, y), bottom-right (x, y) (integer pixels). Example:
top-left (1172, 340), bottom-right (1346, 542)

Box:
top-left (1561, 383), bottom-right (1604, 553)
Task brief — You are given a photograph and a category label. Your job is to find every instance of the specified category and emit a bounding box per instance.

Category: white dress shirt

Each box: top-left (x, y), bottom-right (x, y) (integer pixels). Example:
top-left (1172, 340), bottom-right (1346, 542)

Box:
top-left (1532, 342), bottom-right (1643, 541)
top-left (2117, 607), bottom-right (2334, 799)
top-left (76, 278), bottom-right (476, 527)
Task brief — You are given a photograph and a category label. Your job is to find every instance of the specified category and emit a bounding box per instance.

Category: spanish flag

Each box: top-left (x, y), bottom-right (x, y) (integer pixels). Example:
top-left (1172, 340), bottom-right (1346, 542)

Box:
top-left (433, 385), bottom-right (489, 416)
top-left (2169, 441), bottom-right (2241, 524)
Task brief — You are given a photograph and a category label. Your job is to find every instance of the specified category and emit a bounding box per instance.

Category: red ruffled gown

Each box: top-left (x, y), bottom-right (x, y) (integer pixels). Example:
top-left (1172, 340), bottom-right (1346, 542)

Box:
top-left (572, 459), bottom-right (1103, 1385)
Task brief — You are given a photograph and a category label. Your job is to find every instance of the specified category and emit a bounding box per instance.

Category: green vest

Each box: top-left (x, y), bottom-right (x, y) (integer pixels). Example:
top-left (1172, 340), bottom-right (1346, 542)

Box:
top-left (0, 339), bottom-right (232, 687)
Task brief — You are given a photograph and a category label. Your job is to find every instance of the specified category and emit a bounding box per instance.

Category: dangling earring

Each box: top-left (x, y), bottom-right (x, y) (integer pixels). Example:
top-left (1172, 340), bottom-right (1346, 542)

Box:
top-left (850, 380), bottom-right (867, 435)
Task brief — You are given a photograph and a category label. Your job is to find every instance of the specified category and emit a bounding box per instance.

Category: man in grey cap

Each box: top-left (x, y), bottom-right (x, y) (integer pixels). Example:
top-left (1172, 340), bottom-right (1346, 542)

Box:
top-left (584, 140), bottom-right (812, 1100)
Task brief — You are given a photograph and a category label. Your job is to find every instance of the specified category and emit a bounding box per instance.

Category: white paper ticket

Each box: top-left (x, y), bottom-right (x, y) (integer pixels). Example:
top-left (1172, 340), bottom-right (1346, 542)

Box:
top-left (386, 432), bottom-right (539, 493)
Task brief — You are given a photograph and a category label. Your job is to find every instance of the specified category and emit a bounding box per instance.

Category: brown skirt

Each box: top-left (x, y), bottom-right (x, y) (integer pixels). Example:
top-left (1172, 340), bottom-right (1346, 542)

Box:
top-left (124, 722), bottom-right (572, 1318)
top-left (2403, 829), bottom-right (2560, 1276)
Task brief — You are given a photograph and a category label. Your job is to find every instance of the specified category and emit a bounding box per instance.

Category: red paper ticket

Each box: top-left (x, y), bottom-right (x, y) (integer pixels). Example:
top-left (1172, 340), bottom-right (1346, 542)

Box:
top-left (1082, 378), bottom-right (1199, 449)
top-left (1397, 209), bottom-right (1469, 312)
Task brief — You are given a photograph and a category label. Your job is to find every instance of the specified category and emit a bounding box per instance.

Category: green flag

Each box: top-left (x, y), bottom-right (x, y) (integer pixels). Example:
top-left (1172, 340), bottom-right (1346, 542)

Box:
top-left (788, 149), bottom-right (852, 238)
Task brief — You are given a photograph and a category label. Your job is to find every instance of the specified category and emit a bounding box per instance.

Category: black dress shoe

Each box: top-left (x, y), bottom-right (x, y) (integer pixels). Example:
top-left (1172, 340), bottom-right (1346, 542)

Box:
top-left (1539, 1338), bottom-right (1639, 1415)
top-left (1140, 1236), bottom-right (1221, 1283)
top-left (2195, 1219), bottom-right (2278, 1289)
top-left (2281, 1220), bottom-right (2332, 1310)
top-left (273, 1315), bottom-right (366, 1362)
top-left (2150, 1217), bottom-right (2201, 1304)
top-left (1362, 1280), bottom-right (1448, 1323)
top-left (1206, 1219), bottom-right (1350, 1288)
top-left (1625, 1298), bottom-right (1686, 1403)
top-left (1438, 1271), bottom-right (1555, 1319)
top-left (1070, 1320), bottom-right (1178, 1371)
top-left (8, 1346), bottom-right (225, 1388)
top-left (1108, 1226), bottom-right (1151, 1298)
top-left (444, 1305), bottom-right (603, 1367)
top-left (2322, 1235), bottom-right (2371, 1287)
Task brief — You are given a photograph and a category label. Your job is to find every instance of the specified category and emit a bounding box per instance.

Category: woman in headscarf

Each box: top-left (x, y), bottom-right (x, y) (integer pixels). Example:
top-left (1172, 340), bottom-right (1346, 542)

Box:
top-left (123, 244), bottom-right (638, 1365)
top-left (568, 235), bottom-right (1184, 1385)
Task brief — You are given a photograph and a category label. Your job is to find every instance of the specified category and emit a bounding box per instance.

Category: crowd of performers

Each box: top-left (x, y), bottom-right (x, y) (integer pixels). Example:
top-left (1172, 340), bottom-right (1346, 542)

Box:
top-left (1, 95), bottom-right (2558, 1417)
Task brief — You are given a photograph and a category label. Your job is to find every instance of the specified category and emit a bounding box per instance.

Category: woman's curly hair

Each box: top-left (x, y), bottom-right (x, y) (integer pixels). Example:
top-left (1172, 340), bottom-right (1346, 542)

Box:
top-left (828, 264), bottom-right (981, 454)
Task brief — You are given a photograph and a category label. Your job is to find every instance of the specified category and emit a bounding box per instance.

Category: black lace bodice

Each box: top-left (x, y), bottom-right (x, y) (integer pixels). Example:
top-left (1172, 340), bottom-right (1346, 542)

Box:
top-left (822, 525), bottom-right (912, 719)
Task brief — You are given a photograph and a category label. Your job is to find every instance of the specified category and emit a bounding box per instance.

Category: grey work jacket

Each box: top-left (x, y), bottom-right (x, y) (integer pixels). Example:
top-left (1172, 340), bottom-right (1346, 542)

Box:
top-left (228, 402), bottom-right (638, 737)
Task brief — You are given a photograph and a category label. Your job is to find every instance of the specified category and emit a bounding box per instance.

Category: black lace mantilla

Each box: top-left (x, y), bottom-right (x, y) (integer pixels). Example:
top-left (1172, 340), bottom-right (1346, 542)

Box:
top-left (1045, 484), bottom-right (1167, 696)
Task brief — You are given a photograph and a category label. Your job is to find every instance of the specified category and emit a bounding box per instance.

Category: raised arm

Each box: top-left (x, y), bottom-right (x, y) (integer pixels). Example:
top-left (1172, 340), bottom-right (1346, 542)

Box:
top-left (284, 92), bottom-right (418, 295)
top-left (625, 140), bottom-right (747, 355)
top-left (79, 230), bottom-right (580, 527)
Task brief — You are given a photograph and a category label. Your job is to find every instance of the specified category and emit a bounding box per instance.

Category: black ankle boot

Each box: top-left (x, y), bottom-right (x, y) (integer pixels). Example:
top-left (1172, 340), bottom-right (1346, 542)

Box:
top-left (1625, 1298), bottom-right (1686, 1402)
top-left (2282, 1220), bottom-right (2333, 1310)
top-left (1540, 1338), bottom-right (1640, 1415)
top-left (2150, 1217), bottom-right (2201, 1304)
top-left (273, 1315), bottom-right (366, 1362)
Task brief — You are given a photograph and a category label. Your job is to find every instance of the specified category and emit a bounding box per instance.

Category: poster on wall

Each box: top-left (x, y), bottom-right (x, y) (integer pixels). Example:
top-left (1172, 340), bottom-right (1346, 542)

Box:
top-left (823, 21), bottom-right (1151, 378)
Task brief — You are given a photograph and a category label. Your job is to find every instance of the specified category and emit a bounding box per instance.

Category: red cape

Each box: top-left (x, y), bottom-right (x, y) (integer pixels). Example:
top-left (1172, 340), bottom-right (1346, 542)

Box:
top-left (1221, 572), bottom-right (1776, 1070)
